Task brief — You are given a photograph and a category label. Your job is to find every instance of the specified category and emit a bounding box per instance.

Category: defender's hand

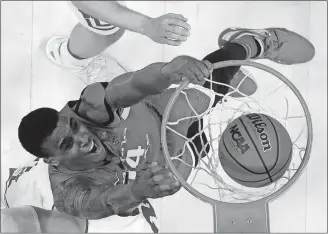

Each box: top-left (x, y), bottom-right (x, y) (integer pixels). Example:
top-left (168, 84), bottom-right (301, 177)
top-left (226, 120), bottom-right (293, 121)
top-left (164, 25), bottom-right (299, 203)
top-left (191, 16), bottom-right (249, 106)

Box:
top-left (161, 56), bottom-right (213, 85)
top-left (132, 161), bottom-right (181, 200)
top-left (143, 13), bottom-right (191, 46)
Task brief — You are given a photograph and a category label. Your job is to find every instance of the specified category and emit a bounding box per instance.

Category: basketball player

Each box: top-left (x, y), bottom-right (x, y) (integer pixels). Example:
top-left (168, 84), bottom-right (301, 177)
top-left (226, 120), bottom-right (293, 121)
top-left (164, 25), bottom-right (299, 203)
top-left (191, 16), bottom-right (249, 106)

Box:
top-left (46, 1), bottom-right (192, 83)
top-left (18, 28), bottom-right (314, 223)
top-left (2, 158), bottom-right (159, 233)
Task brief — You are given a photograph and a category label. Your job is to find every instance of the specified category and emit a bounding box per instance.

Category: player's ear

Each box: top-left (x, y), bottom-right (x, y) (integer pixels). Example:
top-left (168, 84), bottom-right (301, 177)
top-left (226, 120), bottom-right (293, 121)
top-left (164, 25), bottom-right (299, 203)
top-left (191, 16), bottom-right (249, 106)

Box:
top-left (43, 158), bottom-right (59, 166)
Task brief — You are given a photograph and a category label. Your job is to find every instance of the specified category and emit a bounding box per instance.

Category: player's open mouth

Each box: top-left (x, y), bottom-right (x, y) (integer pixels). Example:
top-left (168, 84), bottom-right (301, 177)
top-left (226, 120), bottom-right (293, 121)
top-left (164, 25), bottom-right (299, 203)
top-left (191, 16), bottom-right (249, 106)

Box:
top-left (88, 140), bottom-right (98, 154)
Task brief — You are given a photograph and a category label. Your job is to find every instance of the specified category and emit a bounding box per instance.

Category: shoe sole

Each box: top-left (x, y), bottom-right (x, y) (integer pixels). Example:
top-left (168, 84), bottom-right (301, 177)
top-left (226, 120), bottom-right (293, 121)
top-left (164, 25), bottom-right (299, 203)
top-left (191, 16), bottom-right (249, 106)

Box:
top-left (45, 36), bottom-right (75, 69)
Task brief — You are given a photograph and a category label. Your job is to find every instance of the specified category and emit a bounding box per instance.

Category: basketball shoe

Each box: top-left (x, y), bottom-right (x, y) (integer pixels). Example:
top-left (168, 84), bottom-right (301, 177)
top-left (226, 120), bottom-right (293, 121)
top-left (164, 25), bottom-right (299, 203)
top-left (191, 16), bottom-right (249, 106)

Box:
top-left (45, 36), bottom-right (128, 84)
top-left (218, 27), bottom-right (315, 64)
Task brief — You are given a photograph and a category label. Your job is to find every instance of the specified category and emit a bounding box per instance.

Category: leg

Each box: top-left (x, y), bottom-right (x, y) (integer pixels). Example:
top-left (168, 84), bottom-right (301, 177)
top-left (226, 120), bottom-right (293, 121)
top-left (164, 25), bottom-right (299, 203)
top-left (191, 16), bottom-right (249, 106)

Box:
top-left (151, 43), bottom-right (253, 167)
top-left (202, 42), bottom-right (248, 106)
top-left (45, 4), bottom-right (128, 84)
top-left (202, 26), bottom-right (315, 104)
top-left (66, 1), bottom-right (125, 59)
top-left (188, 42), bottom-right (251, 159)
top-left (68, 23), bottom-right (125, 59)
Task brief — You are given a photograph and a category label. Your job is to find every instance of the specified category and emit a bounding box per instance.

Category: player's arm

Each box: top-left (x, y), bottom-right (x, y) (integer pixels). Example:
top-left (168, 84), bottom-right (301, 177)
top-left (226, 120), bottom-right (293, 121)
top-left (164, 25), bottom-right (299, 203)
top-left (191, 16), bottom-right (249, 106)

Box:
top-left (52, 176), bottom-right (142, 219)
top-left (76, 56), bottom-right (212, 124)
top-left (105, 63), bottom-right (173, 109)
top-left (52, 162), bottom-right (181, 220)
top-left (106, 56), bottom-right (213, 109)
top-left (70, 1), bottom-right (191, 46)
top-left (72, 63), bottom-right (173, 124)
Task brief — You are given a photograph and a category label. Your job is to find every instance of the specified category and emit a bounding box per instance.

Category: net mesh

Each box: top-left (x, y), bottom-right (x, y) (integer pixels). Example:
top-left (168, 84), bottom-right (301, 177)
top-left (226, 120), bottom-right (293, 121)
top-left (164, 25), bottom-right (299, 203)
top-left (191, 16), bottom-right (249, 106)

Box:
top-left (164, 65), bottom-right (311, 203)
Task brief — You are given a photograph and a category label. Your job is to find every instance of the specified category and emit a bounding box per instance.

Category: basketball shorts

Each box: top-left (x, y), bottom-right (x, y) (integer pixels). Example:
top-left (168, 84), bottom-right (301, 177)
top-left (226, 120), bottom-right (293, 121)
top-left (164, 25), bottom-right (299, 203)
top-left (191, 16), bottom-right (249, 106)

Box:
top-left (67, 1), bottom-right (126, 36)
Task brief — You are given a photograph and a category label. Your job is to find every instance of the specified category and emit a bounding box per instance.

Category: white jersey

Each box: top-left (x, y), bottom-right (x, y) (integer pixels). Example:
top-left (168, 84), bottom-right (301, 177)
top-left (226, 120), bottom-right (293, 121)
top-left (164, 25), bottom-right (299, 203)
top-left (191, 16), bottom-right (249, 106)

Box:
top-left (4, 158), bottom-right (53, 209)
top-left (4, 158), bottom-right (159, 233)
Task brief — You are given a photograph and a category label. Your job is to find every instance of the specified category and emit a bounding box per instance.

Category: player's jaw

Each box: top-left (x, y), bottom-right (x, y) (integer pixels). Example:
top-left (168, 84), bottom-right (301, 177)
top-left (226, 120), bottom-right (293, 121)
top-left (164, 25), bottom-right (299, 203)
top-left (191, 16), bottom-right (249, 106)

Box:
top-left (79, 133), bottom-right (106, 161)
top-left (74, 124), bottom-right (106, 163)
top-left (43, 116), bottom-right (107, 170)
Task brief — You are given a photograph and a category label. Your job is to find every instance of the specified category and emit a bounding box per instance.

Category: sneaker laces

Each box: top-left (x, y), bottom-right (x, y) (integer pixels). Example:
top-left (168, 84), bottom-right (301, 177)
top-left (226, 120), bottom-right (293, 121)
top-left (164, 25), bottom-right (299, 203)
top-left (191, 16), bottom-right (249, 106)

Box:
top-left (75, 56), bottom-right (109, 84)
top-left (262, 29), bottom-right (287, 59)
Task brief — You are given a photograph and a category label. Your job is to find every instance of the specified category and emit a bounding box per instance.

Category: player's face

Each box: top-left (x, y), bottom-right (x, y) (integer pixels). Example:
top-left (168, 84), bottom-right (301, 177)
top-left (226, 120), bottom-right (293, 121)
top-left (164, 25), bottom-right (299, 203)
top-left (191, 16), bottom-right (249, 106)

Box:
top-left (42, 115), bottom-right (107, 170)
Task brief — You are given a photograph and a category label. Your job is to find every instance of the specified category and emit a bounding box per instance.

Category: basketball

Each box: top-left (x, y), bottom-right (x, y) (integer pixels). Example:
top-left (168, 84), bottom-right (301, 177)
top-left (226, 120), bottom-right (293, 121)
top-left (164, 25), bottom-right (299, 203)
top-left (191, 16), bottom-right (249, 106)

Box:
top-left (218, 113), bottom-right (293, 188)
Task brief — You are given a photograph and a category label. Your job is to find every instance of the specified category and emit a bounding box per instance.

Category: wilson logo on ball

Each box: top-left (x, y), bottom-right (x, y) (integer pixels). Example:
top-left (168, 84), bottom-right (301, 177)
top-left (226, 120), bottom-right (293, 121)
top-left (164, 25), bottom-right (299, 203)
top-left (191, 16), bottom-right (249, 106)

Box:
top-left (229, 124), bottom-right (250, 154)
top-left (246, 114), bottom-right (272, 152)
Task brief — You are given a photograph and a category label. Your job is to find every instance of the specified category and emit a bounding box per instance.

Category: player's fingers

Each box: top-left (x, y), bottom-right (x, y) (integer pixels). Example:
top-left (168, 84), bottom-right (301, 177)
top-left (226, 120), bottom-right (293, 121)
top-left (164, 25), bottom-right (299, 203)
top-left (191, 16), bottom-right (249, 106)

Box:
top-left (165, 25), bottom-right (190, 37)
top-left (202, 60), bottom-right (214, 74)
top-left (195, 60), bottom-right (210, 79)
top-left (149, 165), bottom-right (168, 174)
top-left (158, 179), bottom-right (181, 191)
top-left (190, 63), bottom-right (206, 82)
top-left (151, 170), bottom-right (173, 183)
top-left (166, 18), bottom-right (191, 31)
top-left (186, 66), bottom-right (203, 85)
top-left (167, 13), bottom-right (188, 22)
top-left (151, 170), bottom-right (172, 183)
top-left (164, 31), bottom-right (188, 42)
top-left (138, 163), bottom-right (167, 177)
top-left (154, 187), bottom-right (180, 198)
top-left (181, 67), bottom-right (198, 84)
top-left (151, 174), bottom-right (166, 183)
top-left (159, 186), bottom-right (181, 197)
top-left (169, 73), bottom-right (184, 83)
top-left (161, 37), bottom-right (182, 46)
top-left (150, 179), bottom-right (181, 198)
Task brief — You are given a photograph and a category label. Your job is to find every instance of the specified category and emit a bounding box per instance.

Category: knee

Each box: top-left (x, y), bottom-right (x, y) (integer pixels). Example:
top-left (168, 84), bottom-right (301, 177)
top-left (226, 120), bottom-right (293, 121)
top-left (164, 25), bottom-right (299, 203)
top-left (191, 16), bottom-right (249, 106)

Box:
top-left (107, 28), bottom-right (125, 42)
top-left (99, 28), bottom-right (126, 46)
top-left (114, 28), bottom-right (126, 38)
top-left (72, 23), bottom-right (125, 47)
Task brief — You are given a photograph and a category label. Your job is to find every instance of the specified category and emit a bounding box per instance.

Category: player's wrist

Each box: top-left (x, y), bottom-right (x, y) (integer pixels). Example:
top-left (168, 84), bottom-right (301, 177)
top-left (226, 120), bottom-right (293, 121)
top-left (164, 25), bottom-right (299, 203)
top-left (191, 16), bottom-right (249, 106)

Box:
top-left (140, 16), bottom-right (154, 36)
top-left (160, 62), bottom-right (173, 80)
top-left (160, 62), bottom-right (181, 85)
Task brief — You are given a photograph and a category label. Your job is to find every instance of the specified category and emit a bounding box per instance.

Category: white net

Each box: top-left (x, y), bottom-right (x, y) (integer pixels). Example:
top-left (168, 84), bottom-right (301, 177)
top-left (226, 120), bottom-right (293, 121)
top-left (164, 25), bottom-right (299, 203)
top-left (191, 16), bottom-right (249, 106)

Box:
top-left (163, 63), bottom-right (312, 204)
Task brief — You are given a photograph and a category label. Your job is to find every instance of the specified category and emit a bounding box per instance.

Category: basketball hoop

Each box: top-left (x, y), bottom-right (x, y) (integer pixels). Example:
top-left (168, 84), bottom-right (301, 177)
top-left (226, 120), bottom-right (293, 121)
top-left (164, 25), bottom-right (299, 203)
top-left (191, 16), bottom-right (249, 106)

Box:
top-left (161, 60), bottom-right (313, 233)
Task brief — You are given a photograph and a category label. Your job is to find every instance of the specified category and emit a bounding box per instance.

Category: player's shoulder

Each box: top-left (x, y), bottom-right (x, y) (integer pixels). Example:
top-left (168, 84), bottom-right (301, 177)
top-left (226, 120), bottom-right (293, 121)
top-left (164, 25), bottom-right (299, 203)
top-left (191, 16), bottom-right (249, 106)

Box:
top-left (80, 82), bottom-right (109, 107)
top-left (71, 82), bottom-right (118, 125)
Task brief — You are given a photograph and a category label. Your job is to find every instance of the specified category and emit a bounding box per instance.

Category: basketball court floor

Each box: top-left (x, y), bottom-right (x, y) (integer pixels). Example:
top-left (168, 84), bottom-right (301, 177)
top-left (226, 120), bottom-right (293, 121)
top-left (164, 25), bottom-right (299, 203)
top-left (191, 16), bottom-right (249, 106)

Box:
top-left (1, 1), bottom-right (327, 233)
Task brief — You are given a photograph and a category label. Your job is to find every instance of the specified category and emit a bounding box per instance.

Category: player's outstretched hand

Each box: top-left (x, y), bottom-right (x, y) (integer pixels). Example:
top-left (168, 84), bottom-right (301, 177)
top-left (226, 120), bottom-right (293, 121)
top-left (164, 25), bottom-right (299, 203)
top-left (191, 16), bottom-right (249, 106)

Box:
top-left (132, 161), bottom-right (181, 200)
top-left (143, 13), bottom-right (191, 46)
top-left (161, 56), bottom-right (213, 85)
